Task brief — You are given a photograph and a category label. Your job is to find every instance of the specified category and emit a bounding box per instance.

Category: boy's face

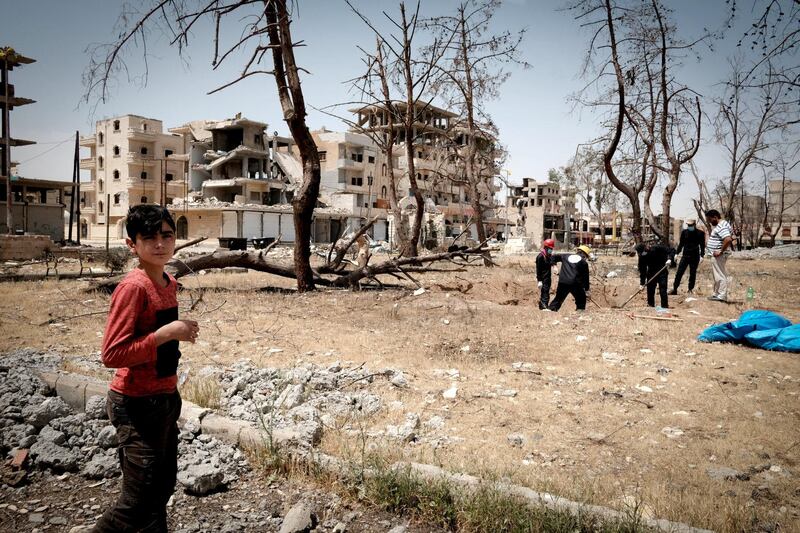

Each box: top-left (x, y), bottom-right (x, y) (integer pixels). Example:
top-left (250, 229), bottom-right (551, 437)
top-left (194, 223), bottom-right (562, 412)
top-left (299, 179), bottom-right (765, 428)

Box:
top-left (127, 220), bottom-right (175, 268)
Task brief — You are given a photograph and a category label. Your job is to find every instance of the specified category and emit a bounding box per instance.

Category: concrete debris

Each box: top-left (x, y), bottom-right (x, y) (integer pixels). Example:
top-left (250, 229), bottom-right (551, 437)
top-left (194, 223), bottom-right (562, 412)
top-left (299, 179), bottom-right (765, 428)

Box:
top-left (0, 351), bottom-right (249, 498)
top-left (706, 466), bottom-right (748, 481)
top-left (279, 500), bottom-right (317, 533)
top-left (442, 385), bottom-right (458, 400)
top-left (177, 464), bottom-right (225, 495)
top-left (661, 426), bottom-right (685, 439)
top-left (386, 413), bottom-right (420, 443)
top-left (733, 244), bottom-right (800, 260)
top-left (84, 395), bottom-right (107, 420)
top-left (507, 433), bottom-right (525, 447)
top-left (389, 371), bottom-right (408, 388)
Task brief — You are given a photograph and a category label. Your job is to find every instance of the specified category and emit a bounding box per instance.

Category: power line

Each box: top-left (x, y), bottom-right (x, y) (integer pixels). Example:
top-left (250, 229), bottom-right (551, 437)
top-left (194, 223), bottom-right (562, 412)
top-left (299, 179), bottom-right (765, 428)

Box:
top-left (17, 136), bottom-right (74, 164)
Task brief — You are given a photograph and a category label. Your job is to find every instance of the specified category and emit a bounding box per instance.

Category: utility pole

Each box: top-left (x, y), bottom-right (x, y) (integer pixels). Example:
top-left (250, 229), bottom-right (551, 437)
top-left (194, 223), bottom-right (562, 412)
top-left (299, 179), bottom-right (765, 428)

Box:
top-left (502, 169), bottom-right (511, 240)
top-left (68, 131), bottom-right (77, 242)
top-left (1, 47), bottom-right (35, 234)
top-left (366, 173), bottom-right (374, 234)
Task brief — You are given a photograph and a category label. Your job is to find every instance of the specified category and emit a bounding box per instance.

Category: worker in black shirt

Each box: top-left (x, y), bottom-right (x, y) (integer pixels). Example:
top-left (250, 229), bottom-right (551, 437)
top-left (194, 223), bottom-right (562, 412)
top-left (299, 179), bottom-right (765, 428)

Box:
top-left (536, 238), bottom-right (555, 309)
top-left (636, 238), bottom-right (676, 308)
top-left (548, 245), bottom-right (591, 312)
top-left (670, 218), bottom-right (705, 295)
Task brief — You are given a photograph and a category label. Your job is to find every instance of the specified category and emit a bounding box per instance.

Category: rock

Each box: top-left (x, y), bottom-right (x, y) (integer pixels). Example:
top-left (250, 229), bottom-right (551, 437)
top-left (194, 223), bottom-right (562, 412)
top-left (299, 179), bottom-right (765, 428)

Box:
top-left (30, 440), bottom-right (80, 472)
top-left (177, 464), bottom-right (225, 495)
top-left (660, 426), bottom-right (684, 439)
top-left (49, 516), bottom-right (68, 525)
top-left (442, 386), bottom-right (458, 400)
top-left (96, 425), bottom-right (117, 449)
top-left (24, 397), bottom-right (72, 429)
top-left (275, 384), bottom-right (304, 410)
top-left (423, 416), bottom-right (445, 431)
top-left (601, 352), bottom-right (624, 363)
top-left (507, 433), bottom-right (525, 447)
top-left (28, 513), bottom-right (44, 523)
top-left (37, 425), bottom-right (66, 445)
top-left (707, 466), bottom-right (749, 481)
top-left (386, 413), bottom-right (420, 443)
top-left (82, 450), bottom-right (118, 479)
top-left (388, 526), bottom-right (407, 533)
top-left (84, 395), bottom-right (107, 420)
top-left (498, 389), bottom-right (518, 397)
top-left (279, 501), bottom-right (316, 533)
top-left (390, 372), bottom-right (408, 388)
top-left (332, 521), bottom-right (347, 533)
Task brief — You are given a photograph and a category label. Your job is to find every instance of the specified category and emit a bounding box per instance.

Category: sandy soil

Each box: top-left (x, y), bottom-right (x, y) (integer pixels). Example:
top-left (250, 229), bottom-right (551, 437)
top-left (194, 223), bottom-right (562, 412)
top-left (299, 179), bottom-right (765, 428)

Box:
top-left (1, 250), bottom-right (798, 532)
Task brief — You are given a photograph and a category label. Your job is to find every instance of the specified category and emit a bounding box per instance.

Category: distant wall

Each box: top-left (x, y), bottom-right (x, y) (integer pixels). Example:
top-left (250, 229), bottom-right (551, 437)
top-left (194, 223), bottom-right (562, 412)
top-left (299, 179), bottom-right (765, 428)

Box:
top-left (0, 235), bottom-right (54, 261)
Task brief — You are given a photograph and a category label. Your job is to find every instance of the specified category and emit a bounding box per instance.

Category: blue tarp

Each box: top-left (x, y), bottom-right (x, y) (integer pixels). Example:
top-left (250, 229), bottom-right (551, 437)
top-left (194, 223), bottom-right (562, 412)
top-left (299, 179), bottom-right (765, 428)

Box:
top-left (698, 310), bottom-right (799, 353)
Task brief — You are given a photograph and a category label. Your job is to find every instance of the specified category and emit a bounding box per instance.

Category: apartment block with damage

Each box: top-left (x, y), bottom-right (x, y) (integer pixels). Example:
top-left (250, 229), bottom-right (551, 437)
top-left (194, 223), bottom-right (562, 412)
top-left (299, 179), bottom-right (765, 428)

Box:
top-left (351, 102), bottom-right (503, 241)
top-left (76, 115), bottom-right (185, 240)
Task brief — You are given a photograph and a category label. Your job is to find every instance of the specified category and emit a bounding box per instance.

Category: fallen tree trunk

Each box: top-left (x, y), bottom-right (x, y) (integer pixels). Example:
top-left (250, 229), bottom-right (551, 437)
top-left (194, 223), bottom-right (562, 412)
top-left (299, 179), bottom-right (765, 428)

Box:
top-left (89, 242), bottom-right (490, 293)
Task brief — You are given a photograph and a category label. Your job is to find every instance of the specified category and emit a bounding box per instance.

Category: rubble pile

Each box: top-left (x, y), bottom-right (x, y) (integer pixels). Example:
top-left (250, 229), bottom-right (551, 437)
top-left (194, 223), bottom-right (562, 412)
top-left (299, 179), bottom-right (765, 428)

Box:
top-left (733, 244), bottom-right (800, 260)
top-left (0, 349), bottom-right (248, 496)
top-left (207, 360), bottom-right (387, 447)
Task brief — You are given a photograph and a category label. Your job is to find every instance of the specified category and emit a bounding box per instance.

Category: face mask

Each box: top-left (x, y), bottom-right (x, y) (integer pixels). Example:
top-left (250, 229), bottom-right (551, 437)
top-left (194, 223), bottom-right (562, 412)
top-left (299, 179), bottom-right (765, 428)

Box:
top-left (687, 226), bottom-right (695, 231)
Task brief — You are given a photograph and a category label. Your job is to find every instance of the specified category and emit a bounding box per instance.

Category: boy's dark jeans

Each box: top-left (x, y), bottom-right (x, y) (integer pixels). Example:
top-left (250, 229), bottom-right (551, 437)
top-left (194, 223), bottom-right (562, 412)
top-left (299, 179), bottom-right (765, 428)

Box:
top-left (93, 390), bottom-right (181, 533)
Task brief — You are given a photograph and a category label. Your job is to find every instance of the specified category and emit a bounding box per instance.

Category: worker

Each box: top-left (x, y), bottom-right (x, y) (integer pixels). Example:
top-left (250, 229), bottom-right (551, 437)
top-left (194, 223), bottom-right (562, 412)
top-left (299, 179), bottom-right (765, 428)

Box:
top-left (670, 218), bottom-right (705, 295)
top-left (536, 238), bottom-right (555, 309)
top-left (705, 209), bottom-right (734, 302)
top-left (548, 245), bottom-right (591, 312)
top-left (636, 238), bottom-right (676, 308)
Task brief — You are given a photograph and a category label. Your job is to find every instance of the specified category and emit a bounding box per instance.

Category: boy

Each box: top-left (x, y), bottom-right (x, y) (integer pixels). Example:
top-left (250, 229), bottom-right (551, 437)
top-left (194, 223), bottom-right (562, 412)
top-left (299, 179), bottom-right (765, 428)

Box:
top-left (536, 238), bottom-right (555, 309)
top-left (548, 245), bottom-right (592, 312)
top-left (93, 205), bottom-right (199, 532)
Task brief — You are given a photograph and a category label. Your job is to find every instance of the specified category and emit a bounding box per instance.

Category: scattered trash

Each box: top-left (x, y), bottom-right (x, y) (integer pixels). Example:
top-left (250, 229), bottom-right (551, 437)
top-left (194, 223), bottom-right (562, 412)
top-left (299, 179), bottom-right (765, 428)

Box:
top-left (606, 271), bottom-right (618, 278)
top-left (442, 385), bottom-right (458, 400)
top-left (685, 297), bottom-right (698, 302)
top-left (661, 426), bottom-right (684, 439)
top-left (601, 352), bottom-right (624, 363)
top-left (640, 348), bottom-right (653, 354)
top-left (636, 385), bottom-right (653, 393)
top-left (268, 347), bottom-right (284, 354)
top-left (575, 335), bottom-right (588, 342)
top-left (441, 319), bottom-right (450, 325)
top-left (413, 287), bottom-right (426, 296)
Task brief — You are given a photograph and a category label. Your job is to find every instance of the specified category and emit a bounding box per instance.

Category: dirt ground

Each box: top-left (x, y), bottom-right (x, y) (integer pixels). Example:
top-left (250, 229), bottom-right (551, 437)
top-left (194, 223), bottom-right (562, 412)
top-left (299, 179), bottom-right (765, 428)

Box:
top-left (1, 250), bottom-right (799, 532)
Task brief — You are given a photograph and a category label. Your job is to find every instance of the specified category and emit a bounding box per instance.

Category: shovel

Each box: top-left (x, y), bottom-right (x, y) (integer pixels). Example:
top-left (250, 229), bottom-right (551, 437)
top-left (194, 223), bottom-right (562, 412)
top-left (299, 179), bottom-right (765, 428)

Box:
top-left (614, 263), bottom-right (669, 309)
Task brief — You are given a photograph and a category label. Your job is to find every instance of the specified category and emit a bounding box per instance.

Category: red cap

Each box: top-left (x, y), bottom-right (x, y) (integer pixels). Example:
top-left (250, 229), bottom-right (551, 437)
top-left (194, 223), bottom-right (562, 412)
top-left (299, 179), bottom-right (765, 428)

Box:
top-left (543, 239), bottom-right (555, 249)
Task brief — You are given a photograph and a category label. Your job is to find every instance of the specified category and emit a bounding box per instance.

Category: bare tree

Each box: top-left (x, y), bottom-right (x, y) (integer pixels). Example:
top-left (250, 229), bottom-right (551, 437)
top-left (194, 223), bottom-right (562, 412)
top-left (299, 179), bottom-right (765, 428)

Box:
top-left (347, 1), bottom-right (454, 257)
top-left (565, 146), bottom-right (619, 244)
top-left (424, 0), bottom-right (528, 263)
top-left (714, 60), bottom-right (789, 225)
top-left (82, 0), bottom-right (322, 291)
top-left (761, 152), bottom-right (800, 246)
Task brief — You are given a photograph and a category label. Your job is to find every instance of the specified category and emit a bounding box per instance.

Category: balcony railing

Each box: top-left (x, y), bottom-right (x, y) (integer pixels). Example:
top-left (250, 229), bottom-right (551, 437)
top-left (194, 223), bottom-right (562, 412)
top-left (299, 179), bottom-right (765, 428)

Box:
top-left (127, 127), bottom-right (157, 138)
top-left (79, 135), bottom-right (96, 146)
top-left (126, 152), bottom-right (157, 165)
top-left (79, 158), bottom-right (96, 170)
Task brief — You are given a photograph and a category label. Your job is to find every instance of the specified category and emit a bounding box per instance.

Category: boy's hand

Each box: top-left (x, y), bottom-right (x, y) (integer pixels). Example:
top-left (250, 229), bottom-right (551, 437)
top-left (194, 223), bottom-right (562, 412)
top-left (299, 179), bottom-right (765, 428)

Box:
top-left (156, 320), bottom-right (199, 345)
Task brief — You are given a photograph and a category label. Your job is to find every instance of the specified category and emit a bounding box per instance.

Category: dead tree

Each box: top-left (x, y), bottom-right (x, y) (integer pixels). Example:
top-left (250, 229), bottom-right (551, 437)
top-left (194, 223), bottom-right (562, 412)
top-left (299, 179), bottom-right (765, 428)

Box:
top-left (82, 0), bottom-right (321, 292)
top-left (714, 61), bottom-right (792, 225)
top-left (571, 0), bottom-right (642, 243)
top-left (347, 1), bottom-right (455, 257)
top-left (566, 146), bottom-right (619, 244)
top-left (424, 0), bottom-right (529, 264)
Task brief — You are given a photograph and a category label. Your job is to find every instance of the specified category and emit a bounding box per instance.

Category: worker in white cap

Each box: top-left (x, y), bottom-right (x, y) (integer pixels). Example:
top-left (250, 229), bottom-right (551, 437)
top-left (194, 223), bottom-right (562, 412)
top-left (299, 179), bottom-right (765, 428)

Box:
top-left (548, 245), bottom-right (592, 311)
top-left (671, 218), bottom-right (705, 295)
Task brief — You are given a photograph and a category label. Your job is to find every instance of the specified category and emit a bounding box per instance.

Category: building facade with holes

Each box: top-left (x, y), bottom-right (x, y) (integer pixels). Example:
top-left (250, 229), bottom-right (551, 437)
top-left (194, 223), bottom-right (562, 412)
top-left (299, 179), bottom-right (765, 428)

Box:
top-left (74, 115), bottom-right (185, 240)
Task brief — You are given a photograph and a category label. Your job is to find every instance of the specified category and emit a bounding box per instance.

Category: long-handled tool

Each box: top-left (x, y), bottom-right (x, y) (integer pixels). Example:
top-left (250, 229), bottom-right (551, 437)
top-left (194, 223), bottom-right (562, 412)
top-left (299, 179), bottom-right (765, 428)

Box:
top-left (614, 263), bottom-right (670, 309)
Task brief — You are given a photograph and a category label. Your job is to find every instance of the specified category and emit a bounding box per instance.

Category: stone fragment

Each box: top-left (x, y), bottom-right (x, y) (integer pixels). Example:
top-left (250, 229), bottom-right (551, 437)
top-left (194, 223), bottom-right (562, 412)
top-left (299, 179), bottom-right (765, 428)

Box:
top-left (84, 395), bottom-right (107, 420)
top-left (279, 501), bottom-right (316, 533)
top-left (177, 464), bottom-right (225, 495)
top-left (30, 440), bottom-right (80, 472)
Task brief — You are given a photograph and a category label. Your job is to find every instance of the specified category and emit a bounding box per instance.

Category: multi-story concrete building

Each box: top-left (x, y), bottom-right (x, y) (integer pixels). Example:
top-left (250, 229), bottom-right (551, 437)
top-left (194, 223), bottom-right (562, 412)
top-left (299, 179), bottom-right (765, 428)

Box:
top-left (169, 117), bottom-right (293, 205)
top-left (77, 114), bottom-right (185, 239)
top-left (350, 102), bottom-right (503, 241)
top-left (312, 128), bottom-right (390, 241)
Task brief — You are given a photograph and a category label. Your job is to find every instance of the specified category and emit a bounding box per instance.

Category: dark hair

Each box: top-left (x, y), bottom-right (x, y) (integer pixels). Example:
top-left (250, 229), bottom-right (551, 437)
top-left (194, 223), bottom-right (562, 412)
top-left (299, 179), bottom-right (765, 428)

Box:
top-left (125, 205), bottom-right (175, 241)
top-left (705, 209), bottom-right (721, 218)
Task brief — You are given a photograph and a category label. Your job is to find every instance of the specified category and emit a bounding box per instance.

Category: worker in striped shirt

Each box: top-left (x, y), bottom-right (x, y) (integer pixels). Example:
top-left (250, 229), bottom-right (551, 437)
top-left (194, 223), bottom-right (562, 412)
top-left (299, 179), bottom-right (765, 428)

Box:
top-left (704, 209), bottom-right (733, 302)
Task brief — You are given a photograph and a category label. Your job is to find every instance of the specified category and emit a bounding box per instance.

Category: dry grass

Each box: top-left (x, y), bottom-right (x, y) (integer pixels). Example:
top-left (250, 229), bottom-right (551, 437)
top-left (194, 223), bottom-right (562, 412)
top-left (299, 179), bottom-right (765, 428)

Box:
top-left (1, 255), bottom-right (799, 532)
top-left (179, 375), bottom-right (222, 409)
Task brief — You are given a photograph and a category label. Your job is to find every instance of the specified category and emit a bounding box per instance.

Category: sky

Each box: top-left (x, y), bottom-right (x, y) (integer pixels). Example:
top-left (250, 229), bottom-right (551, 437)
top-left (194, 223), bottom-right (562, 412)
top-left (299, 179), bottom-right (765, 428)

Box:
top-left (2, 0), bottom-right (794, 218)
